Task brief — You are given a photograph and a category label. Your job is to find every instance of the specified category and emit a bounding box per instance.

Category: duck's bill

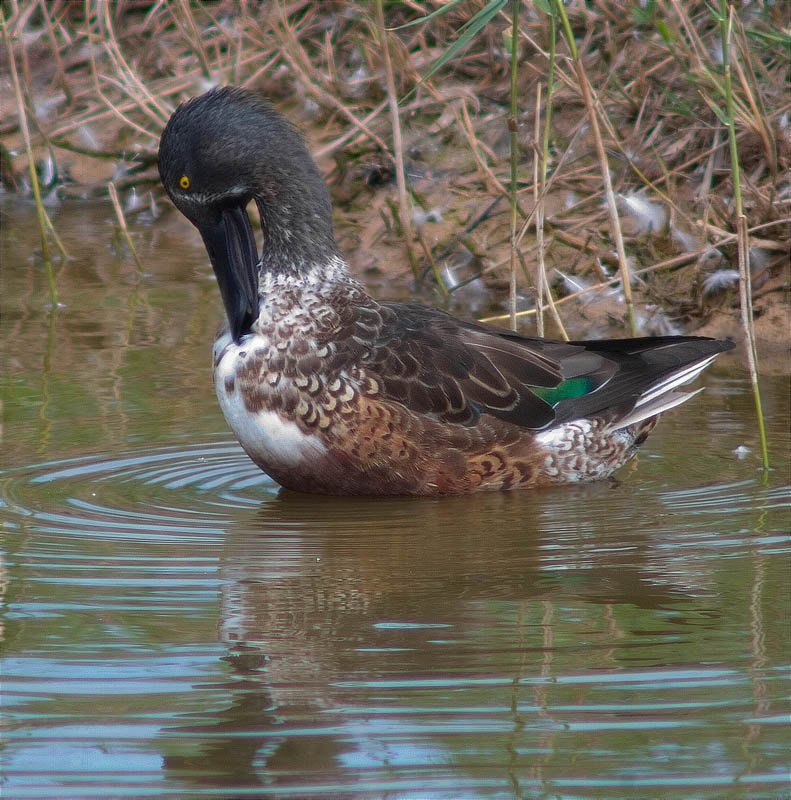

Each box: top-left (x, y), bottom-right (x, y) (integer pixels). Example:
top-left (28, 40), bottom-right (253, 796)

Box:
top-left (198, 204), bottom-right (259, 343)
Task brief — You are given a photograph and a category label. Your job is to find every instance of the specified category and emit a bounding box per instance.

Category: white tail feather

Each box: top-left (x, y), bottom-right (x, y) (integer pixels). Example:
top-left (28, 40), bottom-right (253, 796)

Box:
top-left (610, 352), bottom-right (720, 430)
top-left (612, 387), bottom-right (704, 430)
top-left (633, 354), bottom-right (719, 410)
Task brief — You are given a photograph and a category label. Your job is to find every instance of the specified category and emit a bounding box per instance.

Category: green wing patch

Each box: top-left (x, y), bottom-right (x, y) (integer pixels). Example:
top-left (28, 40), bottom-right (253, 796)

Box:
top-left (530, 376), bottom-right (596, 406)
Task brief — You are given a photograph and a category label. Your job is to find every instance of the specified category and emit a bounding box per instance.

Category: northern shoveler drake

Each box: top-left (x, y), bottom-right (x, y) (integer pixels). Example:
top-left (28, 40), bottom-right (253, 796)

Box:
top-left (158, 86), bottom-right (733, 496)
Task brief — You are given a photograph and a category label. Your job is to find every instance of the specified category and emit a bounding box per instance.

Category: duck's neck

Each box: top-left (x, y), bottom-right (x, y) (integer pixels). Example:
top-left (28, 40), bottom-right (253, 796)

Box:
top-left (253, 161), bottom-right (341, 276)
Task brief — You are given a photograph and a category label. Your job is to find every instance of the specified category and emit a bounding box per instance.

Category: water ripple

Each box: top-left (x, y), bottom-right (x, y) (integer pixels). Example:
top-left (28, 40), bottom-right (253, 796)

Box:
top-left (0, 440), bottom-right (273, 540)
top-left (1, 432), bottom-right (789, 800)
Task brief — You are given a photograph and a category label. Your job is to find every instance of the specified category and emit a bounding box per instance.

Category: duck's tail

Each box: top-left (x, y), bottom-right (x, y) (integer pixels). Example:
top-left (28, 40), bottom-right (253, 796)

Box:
top-left (555, 336), bottom-right (735, 428)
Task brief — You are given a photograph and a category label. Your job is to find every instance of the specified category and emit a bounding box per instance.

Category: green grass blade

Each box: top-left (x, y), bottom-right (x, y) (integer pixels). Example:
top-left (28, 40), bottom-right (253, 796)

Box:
top-left (387, 0), bottom-right (468, 31)
top-left (402, 0), bottom-right (509, 101)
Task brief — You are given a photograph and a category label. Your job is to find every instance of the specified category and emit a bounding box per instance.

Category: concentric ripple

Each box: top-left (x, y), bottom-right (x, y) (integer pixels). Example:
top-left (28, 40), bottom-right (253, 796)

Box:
top-left (1, 438), bottom-right (275, 542)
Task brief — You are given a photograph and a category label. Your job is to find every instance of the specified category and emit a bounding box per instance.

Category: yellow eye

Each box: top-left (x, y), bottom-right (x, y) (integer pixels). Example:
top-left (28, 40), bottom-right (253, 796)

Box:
top-left (179, 175), bottom-right (191, 190)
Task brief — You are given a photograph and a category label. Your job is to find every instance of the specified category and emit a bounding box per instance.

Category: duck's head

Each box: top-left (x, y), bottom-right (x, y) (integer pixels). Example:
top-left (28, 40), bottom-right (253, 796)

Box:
top-left (158, 86), bottom-right (337, 342)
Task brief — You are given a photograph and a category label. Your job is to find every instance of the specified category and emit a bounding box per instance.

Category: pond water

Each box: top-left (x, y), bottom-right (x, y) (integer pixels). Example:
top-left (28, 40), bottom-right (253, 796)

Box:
top-left (1, 200), bottom-right (789, 799)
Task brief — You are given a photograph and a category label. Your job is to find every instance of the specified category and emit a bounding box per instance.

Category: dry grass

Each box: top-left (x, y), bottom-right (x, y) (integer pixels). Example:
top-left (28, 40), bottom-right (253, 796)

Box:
top-left (2, 0), bottom-right (789, 343)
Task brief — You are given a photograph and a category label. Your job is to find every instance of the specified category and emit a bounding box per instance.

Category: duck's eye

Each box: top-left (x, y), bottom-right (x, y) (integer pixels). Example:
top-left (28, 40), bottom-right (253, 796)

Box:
top-left (179, 175), bottom-right (191, 190)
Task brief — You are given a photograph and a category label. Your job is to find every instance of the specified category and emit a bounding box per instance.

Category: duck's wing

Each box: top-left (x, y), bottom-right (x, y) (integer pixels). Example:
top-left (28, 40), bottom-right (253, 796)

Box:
top-left (338, 302), bottom-right (731, 431)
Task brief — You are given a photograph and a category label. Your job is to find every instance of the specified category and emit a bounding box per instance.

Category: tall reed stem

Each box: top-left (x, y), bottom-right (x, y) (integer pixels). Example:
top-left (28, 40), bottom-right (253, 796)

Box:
top-left (2, 6), bottom-right (59, 307)
top-left (553, 0), bottom-right (637, 336)
top-left (717, 0), bottom-right (769, 472)
top-left (535, 7), bottom-right (558, 338)
top-left (375, 0), bottom-right (419, 279)
top-left (507, 0), bottom-right (520, 331)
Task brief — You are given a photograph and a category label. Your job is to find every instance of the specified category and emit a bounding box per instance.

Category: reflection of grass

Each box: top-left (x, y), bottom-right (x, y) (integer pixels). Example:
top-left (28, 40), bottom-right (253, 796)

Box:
top-left (1, 3), bottom-right (787, 348)
top-left (0, 200), bottom-right (226, 463)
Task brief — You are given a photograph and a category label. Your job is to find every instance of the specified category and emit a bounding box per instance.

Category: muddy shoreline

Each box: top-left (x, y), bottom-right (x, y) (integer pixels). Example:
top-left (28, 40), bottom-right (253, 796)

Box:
top-left (2, 2), bottom-right (788, 372)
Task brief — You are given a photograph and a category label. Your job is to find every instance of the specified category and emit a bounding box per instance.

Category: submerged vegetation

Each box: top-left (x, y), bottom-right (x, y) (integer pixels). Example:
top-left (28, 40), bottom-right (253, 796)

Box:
top-left (2, 4), bottom-right (788, 374)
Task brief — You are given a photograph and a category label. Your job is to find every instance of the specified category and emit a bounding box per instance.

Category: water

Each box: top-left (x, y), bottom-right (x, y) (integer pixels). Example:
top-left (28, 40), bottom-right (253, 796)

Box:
top-left (1, 200), bottom-right (789, 798)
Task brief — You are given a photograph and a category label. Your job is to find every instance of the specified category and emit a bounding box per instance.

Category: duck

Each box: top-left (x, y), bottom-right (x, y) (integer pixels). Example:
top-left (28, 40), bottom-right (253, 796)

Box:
top-left (158, 86), bottom-right (733, 496)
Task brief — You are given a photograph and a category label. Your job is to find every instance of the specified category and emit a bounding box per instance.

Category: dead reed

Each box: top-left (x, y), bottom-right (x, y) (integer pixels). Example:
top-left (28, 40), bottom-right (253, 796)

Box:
top-left (2, 2), bottom-right (788, 382)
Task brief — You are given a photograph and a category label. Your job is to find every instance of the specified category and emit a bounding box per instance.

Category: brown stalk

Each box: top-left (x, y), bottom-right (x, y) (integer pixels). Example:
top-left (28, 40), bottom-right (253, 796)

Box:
top-left (108, 182), bottom-right (144, 273)
top-left (567, 56), bottom-right (636, 335)
top-left (532, 85), bottom-right (545, 337)
top-left (313, 101), bottom-right (389, 160)
top-left (456, 101), bottom-right (508, 199)
top-left (86, 29), bottom-right (157, 142)
top-left (374, 0), bottom-right (418, 278)
top-left (274, 5), bottom-right (391, 155)
top-left (172, 0), bottom-right (214, 82)
top-left (1, 4), bottom-right (64, 304)
top-left (97, 0), bottom-right (172, 125)
top-left (37, 0), bottom-right (70, 100)
top-left (732, 45), bottom-right (777, 175)
top-left (530, 87), bottom-right (568, 342)
top-left (480, 219), bottom-right (789, 325)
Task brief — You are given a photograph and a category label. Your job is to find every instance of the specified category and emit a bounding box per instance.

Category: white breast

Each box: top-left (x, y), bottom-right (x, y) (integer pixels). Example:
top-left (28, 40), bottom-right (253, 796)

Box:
top-left (213, 332), bottom-right (328, 469)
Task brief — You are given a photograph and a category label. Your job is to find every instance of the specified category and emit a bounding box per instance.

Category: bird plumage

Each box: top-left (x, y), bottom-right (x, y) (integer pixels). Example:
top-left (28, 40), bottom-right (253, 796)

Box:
top-left (159, 86), bottom-right (733, 496)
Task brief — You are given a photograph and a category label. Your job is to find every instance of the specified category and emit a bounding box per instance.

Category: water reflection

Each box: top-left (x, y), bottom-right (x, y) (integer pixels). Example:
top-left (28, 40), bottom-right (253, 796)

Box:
top-left (1, 199), bottom-right (789, 797)
top-left (147, 469), bottom-right (789, 795)
top-left (2, 429), bottom-right (789, 796)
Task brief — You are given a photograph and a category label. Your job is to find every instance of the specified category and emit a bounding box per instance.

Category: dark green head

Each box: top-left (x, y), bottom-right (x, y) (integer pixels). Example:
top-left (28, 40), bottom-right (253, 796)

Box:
top-left (158, 86), bottom-right (338, 341)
